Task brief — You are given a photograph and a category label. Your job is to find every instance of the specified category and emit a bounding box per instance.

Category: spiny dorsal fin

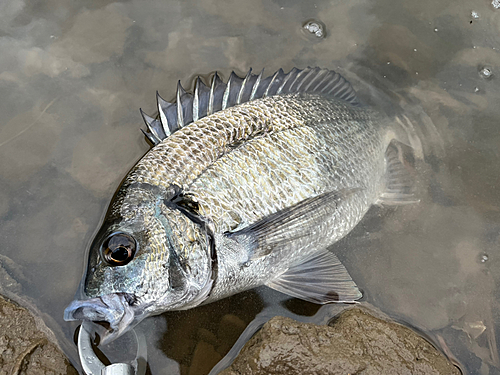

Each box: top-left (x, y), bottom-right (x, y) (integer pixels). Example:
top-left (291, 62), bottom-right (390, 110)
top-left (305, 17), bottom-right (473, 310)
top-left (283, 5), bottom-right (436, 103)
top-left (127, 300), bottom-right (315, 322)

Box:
top-left (142, 67), bottom-right (360, 146)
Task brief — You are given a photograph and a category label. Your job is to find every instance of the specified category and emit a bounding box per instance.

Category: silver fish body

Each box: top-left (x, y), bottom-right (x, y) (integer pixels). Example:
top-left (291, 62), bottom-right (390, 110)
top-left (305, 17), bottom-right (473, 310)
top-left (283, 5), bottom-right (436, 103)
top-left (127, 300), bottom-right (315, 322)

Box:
top-left (64, 68), bottom-right (414, 343)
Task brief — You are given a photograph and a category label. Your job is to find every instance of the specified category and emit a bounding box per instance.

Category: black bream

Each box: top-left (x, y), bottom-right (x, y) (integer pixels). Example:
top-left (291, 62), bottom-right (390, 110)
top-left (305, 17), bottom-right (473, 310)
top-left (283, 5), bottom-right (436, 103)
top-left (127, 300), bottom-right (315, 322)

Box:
top-left (64, 67), bottom-right (415, 344)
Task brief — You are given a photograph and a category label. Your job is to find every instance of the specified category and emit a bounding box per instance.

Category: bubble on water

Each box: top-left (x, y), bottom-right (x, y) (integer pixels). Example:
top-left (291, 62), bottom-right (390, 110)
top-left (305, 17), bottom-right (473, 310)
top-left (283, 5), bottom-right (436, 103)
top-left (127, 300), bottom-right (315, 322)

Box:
top-left (479, 66), bottom-right (493, 79)
top-left (493, 0), bottom-right (500, 9)
top-left (478, 253), bottom-right (489, 263)
top-left (471, 10), bottom-right (480, 19)
top-left (303, 19), bottom-right (326, 39)
top-left (413, 48), bottom-right (417, 52)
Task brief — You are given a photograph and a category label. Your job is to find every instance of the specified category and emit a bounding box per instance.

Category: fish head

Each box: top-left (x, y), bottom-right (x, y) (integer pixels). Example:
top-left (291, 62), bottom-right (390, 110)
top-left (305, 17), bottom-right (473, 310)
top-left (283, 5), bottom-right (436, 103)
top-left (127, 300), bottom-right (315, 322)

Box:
top-left (64, 184), bottom-right (214, 344)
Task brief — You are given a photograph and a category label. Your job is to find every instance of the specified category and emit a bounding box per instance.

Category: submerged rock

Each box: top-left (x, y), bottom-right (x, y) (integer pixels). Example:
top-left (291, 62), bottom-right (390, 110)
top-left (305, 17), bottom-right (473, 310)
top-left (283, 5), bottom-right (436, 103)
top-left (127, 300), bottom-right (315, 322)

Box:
top-left (219, 307), bottom-right (461, 375)
top-left (0, 295), bottom-right (77, 375)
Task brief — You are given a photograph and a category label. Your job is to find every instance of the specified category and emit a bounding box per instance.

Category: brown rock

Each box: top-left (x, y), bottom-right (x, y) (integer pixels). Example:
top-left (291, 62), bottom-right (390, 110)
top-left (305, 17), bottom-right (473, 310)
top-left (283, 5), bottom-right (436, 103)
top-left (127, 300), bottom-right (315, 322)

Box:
top-left (220, 308), bottom-right (461, 375)
top-left (216, 314), bottom-right (247, 355)
top-left (217, 314), bottom-right (246, 342)
top-left (0, 295), bottom-right (77, 375)
top-left (197, 328), bottom-right (218, 346)
top-left (189, 341), bottom-right (222, 375)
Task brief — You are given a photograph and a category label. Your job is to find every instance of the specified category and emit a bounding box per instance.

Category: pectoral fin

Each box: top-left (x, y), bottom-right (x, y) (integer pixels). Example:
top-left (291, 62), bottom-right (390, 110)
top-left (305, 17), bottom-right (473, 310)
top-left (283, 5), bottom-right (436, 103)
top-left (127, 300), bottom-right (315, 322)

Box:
top-left (266, 250), bottom-right (362, 303)
top-left (226, 189), bottom-right (361, 260)
top-left (377, 139), bottom-right (419, 205)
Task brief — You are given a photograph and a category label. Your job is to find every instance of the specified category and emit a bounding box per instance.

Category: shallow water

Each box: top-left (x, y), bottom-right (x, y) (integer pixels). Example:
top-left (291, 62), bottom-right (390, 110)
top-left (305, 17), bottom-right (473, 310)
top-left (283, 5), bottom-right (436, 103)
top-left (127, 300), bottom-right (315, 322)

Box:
top-left (1, 0), bottom-right (499, 374)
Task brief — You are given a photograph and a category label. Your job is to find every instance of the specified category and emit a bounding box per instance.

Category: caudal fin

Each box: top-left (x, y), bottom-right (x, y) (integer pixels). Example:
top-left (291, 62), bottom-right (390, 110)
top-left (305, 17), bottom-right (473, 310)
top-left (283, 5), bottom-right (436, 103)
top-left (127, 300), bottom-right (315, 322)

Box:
top-left (377, 139), bottom-right (419, 205)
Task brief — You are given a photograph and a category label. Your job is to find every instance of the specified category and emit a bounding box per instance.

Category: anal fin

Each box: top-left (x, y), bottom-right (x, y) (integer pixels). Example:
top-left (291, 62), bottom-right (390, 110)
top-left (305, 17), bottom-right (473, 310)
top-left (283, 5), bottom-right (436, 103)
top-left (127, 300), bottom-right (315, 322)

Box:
top-left (266, 250), bottom-right (362, 304)
top-left (377, 139), bottom-right (419, 205)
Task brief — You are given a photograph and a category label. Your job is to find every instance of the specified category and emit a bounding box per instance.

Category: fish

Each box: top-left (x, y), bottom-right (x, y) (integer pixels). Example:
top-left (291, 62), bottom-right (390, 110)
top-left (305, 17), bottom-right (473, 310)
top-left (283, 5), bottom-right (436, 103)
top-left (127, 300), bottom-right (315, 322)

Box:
top-left (64, 67), bottom-right (416, 344)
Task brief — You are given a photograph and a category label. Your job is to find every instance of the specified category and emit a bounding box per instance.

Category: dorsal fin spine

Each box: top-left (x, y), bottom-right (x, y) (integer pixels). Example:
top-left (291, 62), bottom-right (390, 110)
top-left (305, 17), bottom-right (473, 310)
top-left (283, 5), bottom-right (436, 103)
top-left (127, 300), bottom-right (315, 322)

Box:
top-left (250, 69), bottom-right (264, 101)
top-left (311, 70), bottom-right (332, 92)
top-left (176, 81), bottom-right (185, 128)
top-left (295, 68), bottom-right (317, 91)
top-left (237, 69), bottom-right (252, 105)
top-left (302, 68), bottom-right (323, 91)
top-left (345, 91), bottom-right (357, 103)
top-left (140, 108), bottom-right (161, 145)
top-left (327, 76), bottom-right (346, 95)
top-left (263, 69), bottom-right (281, 98)
top-left (156, 92), bottom-right (171, 137)
top-left (289, 68), bottom-right (310, 92)
top-left (193, 77), bottom-right (201, 122)
top-left (141, 128), bottom-right (157, 145)
top-left (208, 72), bottom-right (219, 115)
top-left (320, 73), bottom-right (341, 94)
top-left (276, 67), bottom-right (297, 95)
top-left (317, 69), bottom-right (332, 89)
top-left (222, 72), bottom-right (235, 110)
top-left (140, 108), bottom-right (157, 136)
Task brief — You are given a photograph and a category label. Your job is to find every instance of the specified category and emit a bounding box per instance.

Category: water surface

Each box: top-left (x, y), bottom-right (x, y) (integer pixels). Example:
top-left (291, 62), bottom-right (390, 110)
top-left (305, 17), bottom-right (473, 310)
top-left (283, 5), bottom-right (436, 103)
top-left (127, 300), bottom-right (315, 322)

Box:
top-left (1, 0), bottom-right (499, 374)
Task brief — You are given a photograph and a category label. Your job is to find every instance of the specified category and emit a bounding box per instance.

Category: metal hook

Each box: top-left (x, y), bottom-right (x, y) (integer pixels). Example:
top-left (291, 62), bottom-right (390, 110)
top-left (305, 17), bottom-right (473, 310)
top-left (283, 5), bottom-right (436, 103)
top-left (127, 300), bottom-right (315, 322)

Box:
top-left (78, 322), bottom-right (147, 375)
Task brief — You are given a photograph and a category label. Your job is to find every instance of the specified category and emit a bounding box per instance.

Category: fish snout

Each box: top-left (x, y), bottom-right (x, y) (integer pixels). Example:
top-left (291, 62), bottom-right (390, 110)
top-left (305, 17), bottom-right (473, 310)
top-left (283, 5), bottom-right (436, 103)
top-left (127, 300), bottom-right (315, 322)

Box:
top-left (64, 293), bottom-right (136, 345)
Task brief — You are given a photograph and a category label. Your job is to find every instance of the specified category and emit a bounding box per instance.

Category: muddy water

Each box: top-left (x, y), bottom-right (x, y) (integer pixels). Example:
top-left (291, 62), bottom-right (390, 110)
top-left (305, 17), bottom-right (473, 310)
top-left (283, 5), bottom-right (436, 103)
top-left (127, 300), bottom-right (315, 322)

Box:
top-left (0, 0), bottom-right (499, 374)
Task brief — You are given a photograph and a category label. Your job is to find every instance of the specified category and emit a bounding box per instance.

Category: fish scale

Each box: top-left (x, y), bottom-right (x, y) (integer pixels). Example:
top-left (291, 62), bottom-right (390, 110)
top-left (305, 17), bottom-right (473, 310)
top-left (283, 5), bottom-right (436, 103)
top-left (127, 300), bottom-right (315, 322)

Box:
top-left (184, 94), bottom-right (383, 234)
top-left (122, 97), bottom-right (305, 193)
top-left (64, 67), bottom-right (417, 345)
top-left (189, 125), bottom-right (322, 232)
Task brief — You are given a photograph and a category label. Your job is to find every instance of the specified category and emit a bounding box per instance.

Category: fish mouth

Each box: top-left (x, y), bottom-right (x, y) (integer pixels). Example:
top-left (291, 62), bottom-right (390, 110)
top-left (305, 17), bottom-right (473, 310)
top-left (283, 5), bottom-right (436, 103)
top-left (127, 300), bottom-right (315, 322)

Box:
top-left (64, 293), bottom-right (141, 345)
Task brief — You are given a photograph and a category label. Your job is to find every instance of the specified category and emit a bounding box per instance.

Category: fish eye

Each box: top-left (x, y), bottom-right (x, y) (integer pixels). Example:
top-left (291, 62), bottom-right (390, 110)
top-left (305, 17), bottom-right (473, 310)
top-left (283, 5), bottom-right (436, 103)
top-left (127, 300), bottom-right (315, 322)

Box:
top-left (100, 233), bottom-right (136, 266)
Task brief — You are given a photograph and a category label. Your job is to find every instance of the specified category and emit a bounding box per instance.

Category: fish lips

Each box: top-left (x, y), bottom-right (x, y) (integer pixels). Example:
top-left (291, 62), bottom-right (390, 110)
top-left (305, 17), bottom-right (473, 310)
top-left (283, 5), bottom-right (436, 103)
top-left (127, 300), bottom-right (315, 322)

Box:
top-left (64, 293), bottom-right (144, 345)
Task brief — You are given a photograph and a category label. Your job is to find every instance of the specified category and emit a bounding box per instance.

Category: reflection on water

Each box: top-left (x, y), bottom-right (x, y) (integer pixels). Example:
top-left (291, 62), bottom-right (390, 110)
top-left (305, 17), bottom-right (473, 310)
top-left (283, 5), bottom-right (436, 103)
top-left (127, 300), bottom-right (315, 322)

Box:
top-left (157, 291), bottom-right (263, 375)
top-left (0, 0), bottom-right (499, 374)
